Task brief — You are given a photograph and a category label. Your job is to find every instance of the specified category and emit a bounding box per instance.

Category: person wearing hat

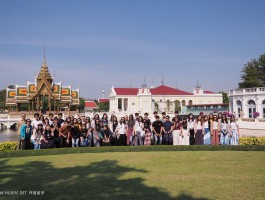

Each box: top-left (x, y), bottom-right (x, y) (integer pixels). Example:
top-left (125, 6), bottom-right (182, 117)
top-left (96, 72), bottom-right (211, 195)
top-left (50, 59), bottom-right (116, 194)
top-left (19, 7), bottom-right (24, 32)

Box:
top-left (20, 118), bottom-right (33, 150)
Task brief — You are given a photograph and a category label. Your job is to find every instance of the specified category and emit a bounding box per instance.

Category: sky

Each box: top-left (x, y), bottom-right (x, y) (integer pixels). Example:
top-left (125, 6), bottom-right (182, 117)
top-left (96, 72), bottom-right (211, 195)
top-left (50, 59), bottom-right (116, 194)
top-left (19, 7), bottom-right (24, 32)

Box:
top-left (0, 0), bottom-right (264, 99)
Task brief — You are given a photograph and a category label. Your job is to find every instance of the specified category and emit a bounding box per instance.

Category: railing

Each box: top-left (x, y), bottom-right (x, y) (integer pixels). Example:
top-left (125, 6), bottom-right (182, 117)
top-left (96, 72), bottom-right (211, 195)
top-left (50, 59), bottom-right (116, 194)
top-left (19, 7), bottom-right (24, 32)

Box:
top-left (229, 87), bottom-right (265, 96)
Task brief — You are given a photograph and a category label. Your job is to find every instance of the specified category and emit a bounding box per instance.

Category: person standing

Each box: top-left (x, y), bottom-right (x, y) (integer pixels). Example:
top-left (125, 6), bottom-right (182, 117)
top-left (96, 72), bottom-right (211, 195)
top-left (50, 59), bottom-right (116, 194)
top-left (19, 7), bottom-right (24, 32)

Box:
top-left (134, 116), bottom-right (144, 146)
top-left (181, 116), bottom-right (189, 145)
top-left (127, 115), bottom-right (135, 146)
top-left (211, 115), bottom-right (220, 145)
top-left (194, 115), bottom-right (203, 145)
top-left (229, 116), bottom-right (239, 145)
top-left (17, 113), bottom-right (26, 150)
top-left (58, 113), bottom-right (65, 126)
top-left (20, 119), bottom-right (33, 150)
top-left (172, 117), bottom-right (182, 145)
top-left (117, 117), bottom-right (127, 146)
top-left (152, 115), bottom-right (163, 145)
top-left (143, 118), bottom-right (152, 146)
top-left (162, 115), bottom-right (173, 145)
top-left (203, 115), bottom-right (211, 145)
top-left (220, 115), bottom-right (229, 145)
top-left (188, 113), bottom-right (195, 145)
top-left (31, 124), bottom-right (43, 150)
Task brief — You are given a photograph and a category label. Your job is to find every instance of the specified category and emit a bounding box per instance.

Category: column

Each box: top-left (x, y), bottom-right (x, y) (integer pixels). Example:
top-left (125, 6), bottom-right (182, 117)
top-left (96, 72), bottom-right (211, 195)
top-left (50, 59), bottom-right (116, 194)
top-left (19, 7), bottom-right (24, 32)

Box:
top-left (28, 101), bottom-right (31, 113)
top-left (53, 100), bottom-right (56, 113)
top-left (122, 98), bottom-right (124, 112)
top-left (16, 104), bottom-right (18, 114)
top-left (37, 96), bottom-right (41, 112)
top-left (48, 96), bottom-right (51, 113)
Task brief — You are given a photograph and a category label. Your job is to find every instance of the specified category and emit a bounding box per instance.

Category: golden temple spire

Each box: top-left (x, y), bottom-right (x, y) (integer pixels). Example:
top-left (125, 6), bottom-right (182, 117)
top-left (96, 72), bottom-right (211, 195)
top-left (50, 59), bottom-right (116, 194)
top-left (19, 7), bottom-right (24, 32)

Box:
top-left (43, 42), bottom-right (47, 66)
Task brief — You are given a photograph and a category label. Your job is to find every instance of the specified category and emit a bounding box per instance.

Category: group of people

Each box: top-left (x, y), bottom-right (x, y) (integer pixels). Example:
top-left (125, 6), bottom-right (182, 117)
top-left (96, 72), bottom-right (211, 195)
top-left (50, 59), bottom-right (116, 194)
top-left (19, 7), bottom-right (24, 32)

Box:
top-left (17, 111), bottom-right (240, 150)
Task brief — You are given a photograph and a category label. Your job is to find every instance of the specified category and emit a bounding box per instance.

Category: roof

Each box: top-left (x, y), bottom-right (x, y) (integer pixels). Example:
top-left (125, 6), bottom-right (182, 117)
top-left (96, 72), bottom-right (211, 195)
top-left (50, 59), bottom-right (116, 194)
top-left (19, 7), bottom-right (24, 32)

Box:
top-left (114, 88), bottom-right (138, 95)
top-left (98, 98), bottom-right (110, 103)
top-left (84, 101), bottom-right (98, 108)
top-left (150, 85), bottom-right (192, 95)
top-left (113, 85), bottom-right (192, 96)
top-left (187, 103), bottom-right (229, 107)
top-left (204, 90), bottom-right (216, 94)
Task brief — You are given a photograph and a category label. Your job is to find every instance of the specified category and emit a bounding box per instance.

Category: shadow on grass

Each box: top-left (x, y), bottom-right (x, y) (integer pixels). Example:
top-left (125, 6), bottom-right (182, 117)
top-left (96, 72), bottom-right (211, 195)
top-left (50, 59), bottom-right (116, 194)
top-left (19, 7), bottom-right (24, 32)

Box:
top-left (0, 159), bottom-right (209, 200)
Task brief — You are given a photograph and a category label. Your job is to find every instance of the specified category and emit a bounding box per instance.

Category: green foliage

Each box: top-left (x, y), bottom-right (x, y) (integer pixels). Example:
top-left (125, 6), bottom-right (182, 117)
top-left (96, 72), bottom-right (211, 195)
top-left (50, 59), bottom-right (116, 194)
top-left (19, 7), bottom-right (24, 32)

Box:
top-left (0, 89), bottom-right (7, 112)
top-left (219, 91), bottom-right (229, 103)
top-left (0, 142), bottom-right (17, 151)
top-left (78, 97), bottom-right (85, 111)
top-left (99, 102), bottom-right (109, 112)
top-left (239, 54), bottom-right (265, 88)
top-left (174, 100), bottom-right (181, 112)
top-left (154, 102), bottom-right (159, 111)
top-left (0, 145), bottom-right (264, 158)
top-left (166, 99), bottom-right (172, 112)
top-left (239, 137), bottom-right (265, 145)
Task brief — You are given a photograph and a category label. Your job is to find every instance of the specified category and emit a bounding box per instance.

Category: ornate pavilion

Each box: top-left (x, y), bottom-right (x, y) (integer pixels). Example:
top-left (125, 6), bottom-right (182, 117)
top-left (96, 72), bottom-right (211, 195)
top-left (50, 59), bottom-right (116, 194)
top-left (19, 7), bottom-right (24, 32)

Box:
top-left (5, 54), bottom-right (80, 113)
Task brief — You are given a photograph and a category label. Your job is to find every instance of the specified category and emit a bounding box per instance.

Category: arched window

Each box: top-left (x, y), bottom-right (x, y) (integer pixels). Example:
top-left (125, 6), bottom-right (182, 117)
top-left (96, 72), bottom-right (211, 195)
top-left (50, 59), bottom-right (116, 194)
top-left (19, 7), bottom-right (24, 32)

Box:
top-left (237, 100), bottom-right (242, 117)
top-left (182, 100), bottom-right (186, 106)
top-left (188, 100), bottom-right (192, 106)
top-left (262, 100), bottom-right (265, 118)
top-left (248, 100), bottom-right (256, 118)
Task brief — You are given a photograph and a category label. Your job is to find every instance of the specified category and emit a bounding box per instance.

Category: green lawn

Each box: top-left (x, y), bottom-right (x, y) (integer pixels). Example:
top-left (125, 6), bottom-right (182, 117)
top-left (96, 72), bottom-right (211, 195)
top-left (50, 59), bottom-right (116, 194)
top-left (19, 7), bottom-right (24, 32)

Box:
top-left (0, 152), bottom-right (264, 200)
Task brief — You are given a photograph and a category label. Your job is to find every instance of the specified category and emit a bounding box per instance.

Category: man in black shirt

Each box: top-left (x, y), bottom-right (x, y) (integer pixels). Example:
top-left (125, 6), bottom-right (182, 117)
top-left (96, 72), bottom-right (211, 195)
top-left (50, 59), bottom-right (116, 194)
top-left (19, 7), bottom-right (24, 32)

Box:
top-left (172, 111), bottom-right (181, 122)
top-left (152, 115), bottom-right (163, 145)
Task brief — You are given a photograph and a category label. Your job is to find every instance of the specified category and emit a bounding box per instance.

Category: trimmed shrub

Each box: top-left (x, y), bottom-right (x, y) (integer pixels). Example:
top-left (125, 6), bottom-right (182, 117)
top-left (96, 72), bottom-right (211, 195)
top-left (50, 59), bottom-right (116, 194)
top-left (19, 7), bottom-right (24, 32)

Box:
top-left (0, 145), bottom-right (264, 158)
top-left (239, 137), bottom-right (265, 145)
top-left (0, 142), bottom-right (17, 151)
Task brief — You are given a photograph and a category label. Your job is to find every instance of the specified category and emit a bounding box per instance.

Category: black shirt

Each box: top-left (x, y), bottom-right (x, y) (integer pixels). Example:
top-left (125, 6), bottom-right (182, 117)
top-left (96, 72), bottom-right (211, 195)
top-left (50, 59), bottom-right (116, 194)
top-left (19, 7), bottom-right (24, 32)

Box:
top-left (152, 120), bottom-right (163, 134)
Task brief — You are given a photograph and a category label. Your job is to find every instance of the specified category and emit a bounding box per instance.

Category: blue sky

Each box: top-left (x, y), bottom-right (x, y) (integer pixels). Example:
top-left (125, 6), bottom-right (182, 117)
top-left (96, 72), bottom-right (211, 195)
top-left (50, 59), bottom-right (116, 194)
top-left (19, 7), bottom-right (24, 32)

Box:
top-left (0, 0), bottom-right (264, 98)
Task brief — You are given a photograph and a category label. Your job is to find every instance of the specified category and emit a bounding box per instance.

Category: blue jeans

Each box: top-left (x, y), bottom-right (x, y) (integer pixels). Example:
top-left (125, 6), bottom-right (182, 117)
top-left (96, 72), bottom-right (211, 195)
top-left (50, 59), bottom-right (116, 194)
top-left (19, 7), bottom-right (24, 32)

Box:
top-left (33, 140), bottom-right (41, 150)
top-left (154, 134), bottom-right (162, 145)
top-left (72, 138), bottom-right (79, 147)
top-left (220, 131), bottom-right (229, 145)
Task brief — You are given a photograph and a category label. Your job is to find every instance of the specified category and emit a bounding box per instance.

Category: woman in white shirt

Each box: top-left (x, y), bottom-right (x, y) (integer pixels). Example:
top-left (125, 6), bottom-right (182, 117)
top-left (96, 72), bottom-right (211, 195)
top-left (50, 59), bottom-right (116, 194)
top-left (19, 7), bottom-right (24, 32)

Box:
top-left (134, 116), bottom-right (145, 146)
top-left (117, 117), bottom-right (127, 146)
top-left (220, 115), bottom-right (229, 145)
top-left (211, 115), bottom-right (220, 145)
top-left (188, 113), bottom-right (195, 145)
top-left (194, 115), bottom-right (203, 145)
top-left (229, 115), bottom-right (239, 145)
top-left (203, 115), bottom-right (211, 145)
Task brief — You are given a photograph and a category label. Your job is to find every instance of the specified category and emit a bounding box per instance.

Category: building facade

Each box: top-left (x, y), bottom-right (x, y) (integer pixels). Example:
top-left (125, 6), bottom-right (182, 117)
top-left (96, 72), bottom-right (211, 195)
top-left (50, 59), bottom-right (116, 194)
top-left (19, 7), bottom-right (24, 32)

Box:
top-left (229, 87), bottom-right (265, 118)
top-left (109, 84), bottom-right (223, 114)
top-left (6, 55), bottom-right (80, 113)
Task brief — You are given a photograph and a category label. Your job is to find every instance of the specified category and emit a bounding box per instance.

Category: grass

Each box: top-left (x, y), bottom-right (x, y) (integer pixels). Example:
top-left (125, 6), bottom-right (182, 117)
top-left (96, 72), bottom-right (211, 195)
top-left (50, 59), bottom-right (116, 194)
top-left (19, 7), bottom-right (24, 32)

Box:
top-left (0, 151), bottom-right (264, 200)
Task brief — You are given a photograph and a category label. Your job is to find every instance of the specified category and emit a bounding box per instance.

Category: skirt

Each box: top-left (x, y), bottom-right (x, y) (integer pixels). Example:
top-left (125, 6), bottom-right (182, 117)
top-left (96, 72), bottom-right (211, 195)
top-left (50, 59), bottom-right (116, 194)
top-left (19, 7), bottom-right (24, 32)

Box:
top-left (195, 129), bottom-right (203, 145)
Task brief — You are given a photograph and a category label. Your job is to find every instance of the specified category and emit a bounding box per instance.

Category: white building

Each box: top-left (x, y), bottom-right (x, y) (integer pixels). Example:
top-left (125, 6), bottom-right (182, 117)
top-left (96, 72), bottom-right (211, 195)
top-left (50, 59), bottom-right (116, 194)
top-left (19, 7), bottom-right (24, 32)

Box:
top-left (109, 84), bottom-right (223, 114)
top-left (229, 87), bottom-right (265, 119)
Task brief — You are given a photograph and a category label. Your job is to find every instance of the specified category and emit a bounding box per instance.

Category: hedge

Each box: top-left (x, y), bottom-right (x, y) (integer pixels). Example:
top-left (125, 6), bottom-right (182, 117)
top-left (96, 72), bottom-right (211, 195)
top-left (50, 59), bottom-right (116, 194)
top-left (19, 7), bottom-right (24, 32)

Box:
top-left (0, 142), bottom-right (17, 151)
top-left (0, 145), bottom-right (264, 158)
top-left (239, 137), bottom-right (265, 145)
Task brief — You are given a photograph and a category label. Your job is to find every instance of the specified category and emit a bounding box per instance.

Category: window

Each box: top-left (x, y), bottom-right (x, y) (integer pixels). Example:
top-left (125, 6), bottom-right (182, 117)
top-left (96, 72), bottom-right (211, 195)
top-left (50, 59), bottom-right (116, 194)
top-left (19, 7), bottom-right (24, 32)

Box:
top-left (248, 100), bottom-right (256, 118)
top-left (262, 100), bottom-right (265, 118)
top-left (237, 100), bottom-right (242, 117)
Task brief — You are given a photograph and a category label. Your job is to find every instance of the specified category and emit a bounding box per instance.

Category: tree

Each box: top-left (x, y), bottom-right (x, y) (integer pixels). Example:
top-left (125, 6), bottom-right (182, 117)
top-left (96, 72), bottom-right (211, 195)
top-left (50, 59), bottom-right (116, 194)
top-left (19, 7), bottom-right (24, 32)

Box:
top-left (174, 100), bottom-right (181, 112)
top-left (239, 54), bottom-right (265, 88)
top-left (78, 97), bottom-right (85, 111)
top-left (166, 99), bottom-right (172, 112)
top-left (219, 92), bottom-right (229, 104)
top-left (0, 89), bottom-right (7, 112)
top-left (98, 102), bottom-right (109, 112)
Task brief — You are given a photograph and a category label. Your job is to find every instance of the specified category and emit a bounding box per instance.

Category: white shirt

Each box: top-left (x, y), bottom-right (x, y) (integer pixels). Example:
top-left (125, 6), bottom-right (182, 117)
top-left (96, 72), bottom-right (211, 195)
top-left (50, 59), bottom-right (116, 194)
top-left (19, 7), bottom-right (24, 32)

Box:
top-left (213, 121), bottom-right (219, 130)
top-left (203, 121), bottom-right (209, 129)
top-left (230, 122), bottom-right (238, 130)
top-left (117, 123), bottom-right (127, 134)
top-left (188, 120), bottom-right (194, 130)
top-left (135, 121), bottom-right (143, 132)
top-left (31, 120), bottom-right (42, 130)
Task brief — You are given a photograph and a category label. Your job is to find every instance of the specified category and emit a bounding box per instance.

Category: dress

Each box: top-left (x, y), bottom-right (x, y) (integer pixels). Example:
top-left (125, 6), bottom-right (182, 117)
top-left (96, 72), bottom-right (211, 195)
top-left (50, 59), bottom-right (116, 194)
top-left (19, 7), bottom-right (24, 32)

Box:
top-left (230, 122), bottom-right (239, 145)
top-left (203, 121), bottom-right (211, 145)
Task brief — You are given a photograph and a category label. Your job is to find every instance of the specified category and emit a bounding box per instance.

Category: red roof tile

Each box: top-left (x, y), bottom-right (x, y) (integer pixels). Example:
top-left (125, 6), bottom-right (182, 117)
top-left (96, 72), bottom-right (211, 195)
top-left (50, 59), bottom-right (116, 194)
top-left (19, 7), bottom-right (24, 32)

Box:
top-left (98, 98), bottom-right (110, 103)
top-left (150, 85), bottom-right (192, 95)
top-left (85, 101), bottom-right (98, 108)
top-left (114, 88), bottom-right (138, 95)
top-left (204, 91), bottom-right (216, 94)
